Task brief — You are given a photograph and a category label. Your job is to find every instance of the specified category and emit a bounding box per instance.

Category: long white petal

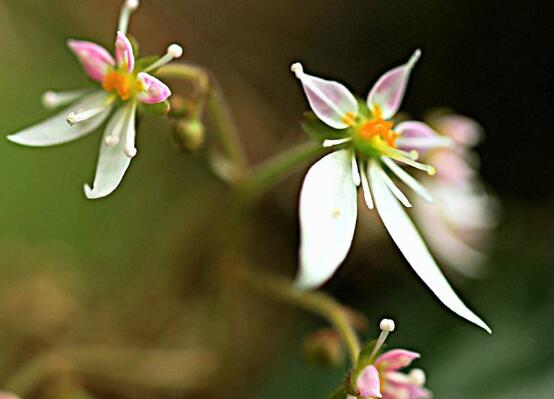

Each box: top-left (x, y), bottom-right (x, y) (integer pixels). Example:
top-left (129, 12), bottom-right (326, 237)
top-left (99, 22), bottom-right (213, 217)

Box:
top-left (414, 197), bottom-right (487, 278)
top-left (84, 102), bottom-right (137, 199)
top-left (7, 91), bottom-right (112, 147)
top-left (369, 162), bottom-right (491, 332)
top-left (297, 149), bottom-right (358, 289)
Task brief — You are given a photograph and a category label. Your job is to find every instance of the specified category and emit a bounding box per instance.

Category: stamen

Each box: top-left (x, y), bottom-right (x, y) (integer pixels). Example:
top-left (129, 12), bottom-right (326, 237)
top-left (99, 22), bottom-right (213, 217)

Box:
top-left (67, 106), bottom-right (107, 126)
top-left (351, 153), bottom-right (361, 186)
top-left (118, 0), bottom-right (140, 35)
top-left (378, 168), bottom-right (412, 208)
top-left (123, 102), bottom-right (138, 158)
top-left (381, 157), bottom-right (433, 202)
top-left (143, 44), bottom-right (184, 73)
top-left (369, 318), bottom-right (396, 360)
top-left (360, 161), bottom-right (374, 210)
top-left (322, 137), bottom-right (351, 148)
top-left (395, 156), bottom-right (436, 176)
top-left (42, 89), bottom-right (90, 109)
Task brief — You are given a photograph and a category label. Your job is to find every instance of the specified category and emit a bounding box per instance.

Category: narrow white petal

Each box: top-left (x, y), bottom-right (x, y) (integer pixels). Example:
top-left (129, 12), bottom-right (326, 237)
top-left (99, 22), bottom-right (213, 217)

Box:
top-left (297, 149), bottom-right (358, 289)
top-left (369, 162), bottom-right (491, 332)
top-left (7, 91), bottom-right (112, 147)
top-left (381, 157), bottom-right (433, 202)
top-left (351, 153), bottom-right (361, 186)
top-left (414, 197), bottom-right (487, 278)
top-left (84, 102), bottom-right (137, 199)
top-left (360, 161), bottom-right (374, 210)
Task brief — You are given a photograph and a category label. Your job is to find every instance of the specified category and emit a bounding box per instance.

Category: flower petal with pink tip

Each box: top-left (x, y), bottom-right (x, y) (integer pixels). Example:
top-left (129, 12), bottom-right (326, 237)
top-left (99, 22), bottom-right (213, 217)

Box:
top-left (294, 68), bottom-right (359, 130)
top-left (68, 39), bottom-right (115, 82)
top-left (356, 365), bottom-right (382, 398)
top-left (375, 349), bottom-right (421, 372)
top-left (115, 31), bottom-right (135, 72)
top-left (137, 72), bottom-right (171, 104)
top-left (433, 114), bottom-right (482, 147)
top-left (396, 121), bottom-right (452, 154)
top-left (367, 50), bottom-right (421, 120)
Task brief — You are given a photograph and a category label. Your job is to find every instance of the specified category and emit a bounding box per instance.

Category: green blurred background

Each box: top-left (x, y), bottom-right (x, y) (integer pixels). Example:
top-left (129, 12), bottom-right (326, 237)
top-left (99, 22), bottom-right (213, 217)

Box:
top-left (0, 0), bottom-right (552, 398)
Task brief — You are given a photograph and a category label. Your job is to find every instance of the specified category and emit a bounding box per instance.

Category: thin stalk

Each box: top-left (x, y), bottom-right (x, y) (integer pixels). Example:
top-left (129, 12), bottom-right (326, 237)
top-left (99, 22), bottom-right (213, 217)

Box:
top-left (238, 268), bottom-right (361, 364)
top-left (240, 141), bottom-right (325, 201)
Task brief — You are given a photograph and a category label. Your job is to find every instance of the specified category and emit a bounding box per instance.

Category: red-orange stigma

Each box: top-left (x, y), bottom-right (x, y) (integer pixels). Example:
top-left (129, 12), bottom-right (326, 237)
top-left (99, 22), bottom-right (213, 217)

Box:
top-left (359, 118), bottom-right (398, 147)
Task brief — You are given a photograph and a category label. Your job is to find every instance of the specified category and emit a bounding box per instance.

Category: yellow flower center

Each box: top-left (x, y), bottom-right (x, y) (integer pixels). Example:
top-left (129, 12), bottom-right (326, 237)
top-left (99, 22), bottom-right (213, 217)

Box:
top-left (102, 70), bottom-right (143, 101)
top-left (358, 118), bottom-right (398, 147)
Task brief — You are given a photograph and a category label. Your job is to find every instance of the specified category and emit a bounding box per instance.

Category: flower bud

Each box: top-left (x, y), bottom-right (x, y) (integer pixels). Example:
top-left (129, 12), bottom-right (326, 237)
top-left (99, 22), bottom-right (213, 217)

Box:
top-left (174, 118), bottom-right (206, 152)
top-left (303, 328), bottom-right (344, 367)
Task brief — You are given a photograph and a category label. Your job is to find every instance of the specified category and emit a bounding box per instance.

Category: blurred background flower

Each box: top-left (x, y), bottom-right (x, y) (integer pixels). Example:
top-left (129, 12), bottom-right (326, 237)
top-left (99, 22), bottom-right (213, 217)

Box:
top-left (0, 0), bottom-right (552, 398)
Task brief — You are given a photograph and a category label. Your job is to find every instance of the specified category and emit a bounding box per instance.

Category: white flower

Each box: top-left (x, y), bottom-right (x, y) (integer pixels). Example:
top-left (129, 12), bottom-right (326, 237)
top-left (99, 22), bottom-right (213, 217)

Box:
top-left (6, 0), bottom-right (182, 199)
top-left (292, 50), bottom-right (490, 332)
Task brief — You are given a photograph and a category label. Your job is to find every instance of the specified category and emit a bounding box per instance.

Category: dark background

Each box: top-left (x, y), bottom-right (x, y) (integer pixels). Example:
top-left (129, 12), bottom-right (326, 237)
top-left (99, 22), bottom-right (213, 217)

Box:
top-left (0, 1), bottom-right (553, 398)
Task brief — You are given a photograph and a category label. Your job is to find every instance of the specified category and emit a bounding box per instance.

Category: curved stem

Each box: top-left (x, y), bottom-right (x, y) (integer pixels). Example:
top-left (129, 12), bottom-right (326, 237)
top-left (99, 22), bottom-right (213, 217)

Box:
top-left (238, 268), bottom-right (361, 364)
top-left (157, 63), bottom-right (249, 181)
top-left (240, 141), bottom-right (325, 202)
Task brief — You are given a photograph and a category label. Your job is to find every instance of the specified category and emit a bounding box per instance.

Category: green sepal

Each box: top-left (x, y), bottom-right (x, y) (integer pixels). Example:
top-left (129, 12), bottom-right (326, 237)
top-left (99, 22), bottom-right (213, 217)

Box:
top-left (139, 100), bottom-right (171, 116)
top-left (135, 55), bottom-right (159, 73)
top-left (301, 112), bottom-right (348, 141)
top-left (357, 98), bottom-right (372, 120)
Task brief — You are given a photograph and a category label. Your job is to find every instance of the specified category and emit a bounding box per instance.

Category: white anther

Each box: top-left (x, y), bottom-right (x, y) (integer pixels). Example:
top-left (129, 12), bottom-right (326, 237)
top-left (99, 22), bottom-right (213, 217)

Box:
top-left (124, 145), bottom-right (137, 158)
top-left (290, 62), bottom-right (304, 77)
top-left (126, 0), bottom-right (139, 10)
top-left (105, 136), bottom-right (120, 146)
top-left (66, 112), bottom-right (79, 126)
top-left (380, 318), bottom-right (396, 332)
top-left (41, 91), bottom-right (58, 109)
top-left (409, 369), bottom-right (426, 385)
top-left (143, 44), bottom-right (184, 73)
top-left (369, 318), bottom-right (396, 360)
top-left (168, 44), bottom-right (183, 58)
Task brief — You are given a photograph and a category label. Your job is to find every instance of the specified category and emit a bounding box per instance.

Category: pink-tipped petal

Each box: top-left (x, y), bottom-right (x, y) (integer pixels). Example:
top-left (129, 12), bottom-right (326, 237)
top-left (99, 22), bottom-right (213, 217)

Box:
top-left (384, 380), bottom-right (432, 399)
top-left (395, 121), bottom-right (452, 154)
top-left (375, 349), bottom-right (421, 371)
top-left (432, 150), bottom-right (475, 186)
top-left (137, 72), bottom-right (171, 104)
top-left (357, 365), bottom-right (382, 398)
top-left (367, 50), bottom-right (421, 120)
top-left (68, 39), bottom-right (115, 82)
top-left (115, 31), bottom-right (135, 72)
top-left (433, 114), bottom-right (482, 147)
top-left (292, 65), bottom-right (359, 129)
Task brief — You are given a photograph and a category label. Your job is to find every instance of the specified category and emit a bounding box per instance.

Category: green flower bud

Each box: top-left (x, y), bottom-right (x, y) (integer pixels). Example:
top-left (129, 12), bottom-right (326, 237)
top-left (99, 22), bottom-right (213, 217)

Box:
top-left (174, 119), bottom-right (205, 151)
